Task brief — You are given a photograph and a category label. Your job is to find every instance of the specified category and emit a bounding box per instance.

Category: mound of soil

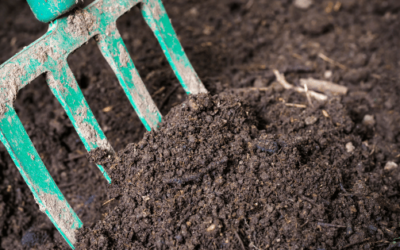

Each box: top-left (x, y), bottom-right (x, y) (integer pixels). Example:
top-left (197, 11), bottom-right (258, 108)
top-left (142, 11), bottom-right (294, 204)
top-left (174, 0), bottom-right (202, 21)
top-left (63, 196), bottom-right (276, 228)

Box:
top-left (1, 0), bottom-right (400, 249)
top-left (76, 93), bottom-right (400, 249)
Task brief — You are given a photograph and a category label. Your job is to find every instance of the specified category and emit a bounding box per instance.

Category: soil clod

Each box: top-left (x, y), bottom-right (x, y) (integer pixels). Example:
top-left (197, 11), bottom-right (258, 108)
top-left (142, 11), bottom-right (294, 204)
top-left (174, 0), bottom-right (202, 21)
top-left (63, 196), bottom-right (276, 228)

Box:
top-left (77, 93), bottom-right (400, 249)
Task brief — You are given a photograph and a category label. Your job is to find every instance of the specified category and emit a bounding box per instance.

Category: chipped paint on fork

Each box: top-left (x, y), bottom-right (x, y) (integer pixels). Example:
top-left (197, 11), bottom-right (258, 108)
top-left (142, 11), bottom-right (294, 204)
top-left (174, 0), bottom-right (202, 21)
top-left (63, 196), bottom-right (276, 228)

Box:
top-left (0, 0), bottom-right (207, 248)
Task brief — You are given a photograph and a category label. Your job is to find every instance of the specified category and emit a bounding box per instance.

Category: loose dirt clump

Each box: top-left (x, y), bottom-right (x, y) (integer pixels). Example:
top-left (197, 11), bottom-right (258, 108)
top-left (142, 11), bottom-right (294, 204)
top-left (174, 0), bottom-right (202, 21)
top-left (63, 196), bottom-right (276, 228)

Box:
top-left (76, 93), bottom-right (400, 249)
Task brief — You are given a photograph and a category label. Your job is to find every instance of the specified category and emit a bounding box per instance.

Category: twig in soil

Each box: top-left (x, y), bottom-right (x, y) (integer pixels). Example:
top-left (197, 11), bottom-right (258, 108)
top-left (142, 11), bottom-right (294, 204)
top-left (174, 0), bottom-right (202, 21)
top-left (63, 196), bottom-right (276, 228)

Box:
top-left (285, 103), bottom-right (307, 108)
top-left (249, 242), bottom-right (260, 250)
top-left (102, 198), bottom-right (115, 206)
top-left (273, 70), bottom-right (327, 102)
top-left (318, 53), bottom-right (347, 70)
top-left (301, 195), bottom-right (319, 206)
top-left (232, 227), bottom-right (246, 250)
top-left (102, 106), bottom-right (113, 112)
top-left (273, 69), bottom-right (293, 89)
top-left (151, 86), bottom-right (165, 97)
top-left (371, 240), bottom-right (390, 247)
top-left (292, 53), bottom-right (304, 61)
top-left (343, 238), bottom-right (370, 249)
top-left (322, 110), bottom-right (330, 118)
top-left (58, 182), bottom-right (76, 188)
top-left (300, 78), bottom-right (348, 95)
top-left (159, 84), bottom-right (180, 108)
top-left (317, 222), bottom-right (346, 228)
top-left (278, 98), bottom-right (307, 108)
top-left (301, 220), bottom-right (308, 227)
top-left (304, 83), bottom-right (314, 107)
top-left (369, 145), bottom-right (375, 156)
top-left (233, 87), bottom-right (269, 92)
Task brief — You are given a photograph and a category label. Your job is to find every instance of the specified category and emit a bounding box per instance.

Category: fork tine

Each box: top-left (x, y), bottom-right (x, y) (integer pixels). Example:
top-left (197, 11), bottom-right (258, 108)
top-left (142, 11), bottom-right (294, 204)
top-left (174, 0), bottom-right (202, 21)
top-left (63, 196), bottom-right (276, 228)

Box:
top-left (0, 104), bottom-right (82, 248)
top-left (141, 0), bottom-right (208, 95)
top-left (46, 61), bottom-right (112, 183)
top-left (97, 24), bottom-right (162, 131)
top-left (0, 0), bottom-right (208, 248)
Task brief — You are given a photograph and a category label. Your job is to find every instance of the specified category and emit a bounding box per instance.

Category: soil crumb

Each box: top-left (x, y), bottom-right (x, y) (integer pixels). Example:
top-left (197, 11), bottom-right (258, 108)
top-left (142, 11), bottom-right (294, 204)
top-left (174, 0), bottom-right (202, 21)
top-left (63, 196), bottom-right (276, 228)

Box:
top-left (77, 93), bottom-right (400, 249)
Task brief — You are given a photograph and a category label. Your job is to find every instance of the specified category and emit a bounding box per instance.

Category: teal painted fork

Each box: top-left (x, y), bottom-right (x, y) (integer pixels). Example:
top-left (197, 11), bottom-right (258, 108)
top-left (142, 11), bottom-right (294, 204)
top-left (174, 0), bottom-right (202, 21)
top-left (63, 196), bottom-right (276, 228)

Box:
top-left (0, 0), bottom-right (207, 248)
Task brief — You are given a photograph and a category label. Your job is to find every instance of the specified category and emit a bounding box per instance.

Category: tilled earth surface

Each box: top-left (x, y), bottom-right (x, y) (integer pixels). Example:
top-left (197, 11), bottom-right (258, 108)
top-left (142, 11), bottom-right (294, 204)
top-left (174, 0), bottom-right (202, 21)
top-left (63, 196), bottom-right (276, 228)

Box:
top-left (0, 0), bottom-right (400, 249)
top-left (77, 93), bottom-right (400, 249)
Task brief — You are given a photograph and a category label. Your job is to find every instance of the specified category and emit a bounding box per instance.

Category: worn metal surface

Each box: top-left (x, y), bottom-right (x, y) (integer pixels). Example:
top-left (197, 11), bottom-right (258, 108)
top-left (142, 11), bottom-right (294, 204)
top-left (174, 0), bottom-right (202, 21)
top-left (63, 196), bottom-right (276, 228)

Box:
top-left (142, 0), bottom-right (208, 95)
top-left (0, 105), bottom-right (82, 247)
top-left (0, 0), bottom-right (207, 248)
top-left (26, 0), bottom-right (77, 23)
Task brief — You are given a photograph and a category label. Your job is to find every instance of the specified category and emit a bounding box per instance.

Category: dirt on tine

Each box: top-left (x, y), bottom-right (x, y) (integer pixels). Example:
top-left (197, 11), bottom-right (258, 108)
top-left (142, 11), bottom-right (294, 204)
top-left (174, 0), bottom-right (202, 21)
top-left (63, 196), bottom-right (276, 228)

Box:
top-left (1, 0), bottom-right (400, 249)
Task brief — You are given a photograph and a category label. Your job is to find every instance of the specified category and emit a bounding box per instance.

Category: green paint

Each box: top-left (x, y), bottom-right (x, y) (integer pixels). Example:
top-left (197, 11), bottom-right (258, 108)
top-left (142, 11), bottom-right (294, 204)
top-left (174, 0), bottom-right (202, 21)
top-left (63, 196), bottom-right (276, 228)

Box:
top-left (0, 0), bottom-right (207, 247)
top-left (0, 105), bottom-right (82, 248)
top-left (97, 25), bottom-right (162, 131)
top-left (142, 0), bottom-right (207, 95)
top-left (26, 0), bottom-right (77, 23)
top-left (46, 62), bottom-right (113, 182)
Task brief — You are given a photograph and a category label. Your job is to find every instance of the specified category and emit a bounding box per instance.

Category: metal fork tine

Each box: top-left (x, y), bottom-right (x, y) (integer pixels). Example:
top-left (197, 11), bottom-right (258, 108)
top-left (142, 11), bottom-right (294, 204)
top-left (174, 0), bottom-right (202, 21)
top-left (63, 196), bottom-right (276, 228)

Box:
top-left (46, 61), bottom-right (113, 183)
top-left (0, 0), bottom-right (207, 247)
top-left (97, 23), bottom-right (162, 131)
top-left (141, 0), bottom-right (208, 95)
top-left (0, 104), bottom-right (82, 248)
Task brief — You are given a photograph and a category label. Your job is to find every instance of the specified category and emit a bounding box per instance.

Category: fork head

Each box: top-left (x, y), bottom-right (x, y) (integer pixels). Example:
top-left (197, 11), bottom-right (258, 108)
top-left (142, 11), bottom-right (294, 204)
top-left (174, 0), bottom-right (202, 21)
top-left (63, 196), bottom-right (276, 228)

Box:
top-left (0, 0), bottom-right (207, 248)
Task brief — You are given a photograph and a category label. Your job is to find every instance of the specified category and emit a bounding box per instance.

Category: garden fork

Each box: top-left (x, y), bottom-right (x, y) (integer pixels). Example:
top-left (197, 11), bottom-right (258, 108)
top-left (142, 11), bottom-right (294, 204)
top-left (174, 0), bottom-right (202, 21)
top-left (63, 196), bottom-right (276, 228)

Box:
top-left (0, 0), bottom-right (207, 248)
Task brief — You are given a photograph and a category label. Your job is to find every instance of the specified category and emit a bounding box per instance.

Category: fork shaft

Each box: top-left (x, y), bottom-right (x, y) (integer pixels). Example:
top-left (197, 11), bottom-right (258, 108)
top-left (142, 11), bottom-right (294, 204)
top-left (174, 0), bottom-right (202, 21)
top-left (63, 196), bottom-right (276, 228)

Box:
top-left (97, 24), bottom-right (162, 131)
top-left (0, 104), bottom-right (82, 248)
top-left (46, 61), bottom-right (112, 183)
top-left (141, 0), bottom-right (208, 95)
top-left (26, 0), bottom-right (77, 23)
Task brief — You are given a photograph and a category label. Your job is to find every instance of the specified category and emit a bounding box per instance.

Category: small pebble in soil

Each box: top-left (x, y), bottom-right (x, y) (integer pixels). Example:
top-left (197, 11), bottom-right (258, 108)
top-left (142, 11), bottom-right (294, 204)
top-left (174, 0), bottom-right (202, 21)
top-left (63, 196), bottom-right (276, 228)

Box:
top-left (384, 161), bottom-right (398, 171)
top-left (324, 70), bottom-right (332, 79)
top-left (362, 114), bottom-right (375, 126)
top-left (294, 0), bottom-right (313, 9)
top-left (346, 142), bottom-right (355, 153)
top-left (305, 116), bottom-right (318, 125)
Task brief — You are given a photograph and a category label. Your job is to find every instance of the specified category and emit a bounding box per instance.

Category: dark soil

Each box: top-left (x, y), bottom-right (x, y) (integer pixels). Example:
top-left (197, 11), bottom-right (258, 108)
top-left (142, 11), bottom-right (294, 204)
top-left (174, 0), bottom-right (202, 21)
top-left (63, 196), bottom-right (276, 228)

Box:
top-left (77, 93), bottom-right (400, 249)
top-left (0, 0), bottom-right (399, 249)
